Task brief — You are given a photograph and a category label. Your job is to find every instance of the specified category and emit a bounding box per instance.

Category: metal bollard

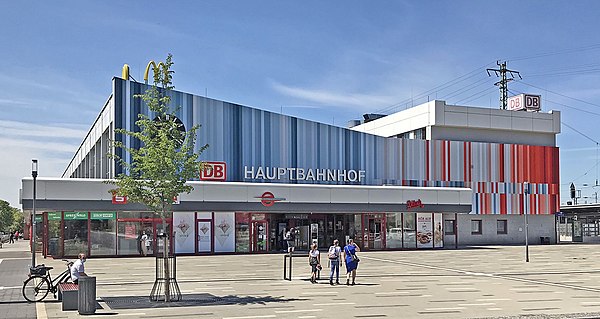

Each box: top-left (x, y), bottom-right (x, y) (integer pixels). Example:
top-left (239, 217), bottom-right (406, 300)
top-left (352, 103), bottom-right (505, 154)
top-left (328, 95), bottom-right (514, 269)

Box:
top-left (78, 276), bottom-right (96, 315)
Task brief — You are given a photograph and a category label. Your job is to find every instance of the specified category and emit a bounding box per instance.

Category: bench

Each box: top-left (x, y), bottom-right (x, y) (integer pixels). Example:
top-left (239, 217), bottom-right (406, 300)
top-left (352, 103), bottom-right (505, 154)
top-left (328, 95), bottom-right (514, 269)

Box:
top-left (58, 283), bottom-right (78, 311)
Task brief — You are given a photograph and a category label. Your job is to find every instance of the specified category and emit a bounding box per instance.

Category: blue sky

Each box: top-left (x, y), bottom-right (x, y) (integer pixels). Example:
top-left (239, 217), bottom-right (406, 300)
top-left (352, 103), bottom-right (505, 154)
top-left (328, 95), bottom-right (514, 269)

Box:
top-left (2, 1), bottom-right (600, 208)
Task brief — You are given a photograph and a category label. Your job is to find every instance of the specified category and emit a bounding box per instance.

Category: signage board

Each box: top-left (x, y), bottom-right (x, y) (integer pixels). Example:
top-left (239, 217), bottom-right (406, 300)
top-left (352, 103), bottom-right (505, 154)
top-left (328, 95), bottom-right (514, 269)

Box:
top-left (200, 161), bottom-right (227, 181)
top-left (47, 212), bottom-right (62, 221)
top-left (91, 212), bottom-right (116, 220)
top-left (508, 94), bottom-right (541, 111)
top-left (64, 212), bottom-right (88, 220)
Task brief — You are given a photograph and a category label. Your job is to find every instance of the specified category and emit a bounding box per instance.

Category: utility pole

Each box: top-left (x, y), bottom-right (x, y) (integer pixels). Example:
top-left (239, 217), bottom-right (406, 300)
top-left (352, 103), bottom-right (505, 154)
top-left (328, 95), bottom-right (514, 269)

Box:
top-left (487, 61), bottom-right (522, 110)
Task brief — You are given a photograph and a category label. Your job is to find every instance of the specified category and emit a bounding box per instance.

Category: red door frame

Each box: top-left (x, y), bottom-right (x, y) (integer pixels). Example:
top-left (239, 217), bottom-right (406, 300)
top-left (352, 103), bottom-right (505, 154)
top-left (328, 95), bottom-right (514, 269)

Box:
top-left (362, 213), bottom-right (386, 250)
top-left (250, 218), bottom-right (269, 253)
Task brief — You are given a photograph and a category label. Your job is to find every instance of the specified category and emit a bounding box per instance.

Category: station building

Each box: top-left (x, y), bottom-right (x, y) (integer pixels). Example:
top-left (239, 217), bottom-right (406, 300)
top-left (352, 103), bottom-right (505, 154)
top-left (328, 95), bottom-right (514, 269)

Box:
top-left (21, 72), bottom-right (561, 258)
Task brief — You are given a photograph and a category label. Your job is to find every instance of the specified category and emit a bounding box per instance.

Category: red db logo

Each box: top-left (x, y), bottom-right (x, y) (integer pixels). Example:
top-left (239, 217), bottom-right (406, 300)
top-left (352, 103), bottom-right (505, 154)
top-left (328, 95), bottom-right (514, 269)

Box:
top-left (112, 194), bottom-right (128, 205)
top-left (200, 162), bottom-right (227, 181)
top-left (255, 192), bottom-right (285, 207)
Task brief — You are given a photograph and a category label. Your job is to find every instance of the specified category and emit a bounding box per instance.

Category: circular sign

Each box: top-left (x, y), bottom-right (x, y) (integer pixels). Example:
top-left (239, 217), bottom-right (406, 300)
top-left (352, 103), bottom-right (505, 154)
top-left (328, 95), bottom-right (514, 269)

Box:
top-left (260, 192), bottom-right (276, 207)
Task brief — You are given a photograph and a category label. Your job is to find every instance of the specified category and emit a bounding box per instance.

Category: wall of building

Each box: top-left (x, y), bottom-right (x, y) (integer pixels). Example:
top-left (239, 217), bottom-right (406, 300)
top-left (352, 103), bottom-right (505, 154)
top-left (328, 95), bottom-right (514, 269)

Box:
top-left (351, 100), bottom-right (560, 147)
top-left (65, 79), bottom-right (560, 215)
top-left (429, 126), bottom-right (556, 147)
top-left (453, 214), bottom-right (556, 246)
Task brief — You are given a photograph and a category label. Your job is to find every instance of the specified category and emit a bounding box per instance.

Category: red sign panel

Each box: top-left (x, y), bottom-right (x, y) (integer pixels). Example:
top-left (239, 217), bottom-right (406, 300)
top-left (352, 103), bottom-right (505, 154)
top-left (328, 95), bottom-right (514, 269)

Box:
top-left (255, 192), bottom-right (286, 207)
top-left (200, 161), bottom-right (227, 181)
top-left (406, 199), bottom-right (425, 210)
top-left (112, 195), bottom-right (128, 205)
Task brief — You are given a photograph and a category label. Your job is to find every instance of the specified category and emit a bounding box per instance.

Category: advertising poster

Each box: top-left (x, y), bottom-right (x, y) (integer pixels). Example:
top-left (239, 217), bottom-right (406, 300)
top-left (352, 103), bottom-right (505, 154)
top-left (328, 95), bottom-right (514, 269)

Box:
top-left (197, 221), bottom-right (212, 253)
top-left (433, 213), bottom-right (444, 248)
top-left (173, 212), bottom-right (195, 254)
top-left (124, 225), bottom-right (137, 239)
top-left (214, 212), bottom-right (235, 252)
top-left (416, 213), bottom-right (433, 248)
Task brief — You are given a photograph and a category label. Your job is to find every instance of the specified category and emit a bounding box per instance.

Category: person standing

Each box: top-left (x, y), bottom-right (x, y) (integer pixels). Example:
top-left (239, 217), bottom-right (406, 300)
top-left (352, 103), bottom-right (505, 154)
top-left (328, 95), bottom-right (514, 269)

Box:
top-left (343, 238), bottom-right (360, 286)
top-left (285, 228), bottom-right (296, 254)
top-left (328, 239), bottom-right (342, 285)
top-left (308, 243), bottom-right (321, 284)
top-left (141, 231), bottom-right (149, 256)
top-left (70, 253), bottom-right (87, 284)
top-left (14, 230), bottom-right (19, 241)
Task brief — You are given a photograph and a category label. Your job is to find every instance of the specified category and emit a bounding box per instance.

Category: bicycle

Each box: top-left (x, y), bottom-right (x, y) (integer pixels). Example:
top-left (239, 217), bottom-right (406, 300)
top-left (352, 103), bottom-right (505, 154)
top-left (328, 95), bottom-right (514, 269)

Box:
top-left (22, 260), bottom-right (73, 302)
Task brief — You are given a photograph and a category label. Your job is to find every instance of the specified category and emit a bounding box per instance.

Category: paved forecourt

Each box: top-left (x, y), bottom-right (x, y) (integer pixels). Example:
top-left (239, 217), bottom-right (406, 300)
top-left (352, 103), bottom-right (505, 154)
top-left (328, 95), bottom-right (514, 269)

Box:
top-left (36, 244), bottom-right (600, 319)
top-left (0, 240), bottom-right (37, 319)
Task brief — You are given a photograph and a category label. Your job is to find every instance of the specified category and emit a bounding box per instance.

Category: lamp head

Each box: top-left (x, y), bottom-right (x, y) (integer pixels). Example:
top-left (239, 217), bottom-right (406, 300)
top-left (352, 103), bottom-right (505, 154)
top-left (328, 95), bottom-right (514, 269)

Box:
top-left (32, 159), bottom-right (38, 178)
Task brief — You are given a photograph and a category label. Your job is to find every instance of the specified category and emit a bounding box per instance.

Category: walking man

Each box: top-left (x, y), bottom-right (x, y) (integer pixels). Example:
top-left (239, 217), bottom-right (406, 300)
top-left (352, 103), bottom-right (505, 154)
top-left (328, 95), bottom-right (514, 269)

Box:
top-left (327, 239), bottom-right (342, 285)
top-left (9, 232), bottom-right (14, 244)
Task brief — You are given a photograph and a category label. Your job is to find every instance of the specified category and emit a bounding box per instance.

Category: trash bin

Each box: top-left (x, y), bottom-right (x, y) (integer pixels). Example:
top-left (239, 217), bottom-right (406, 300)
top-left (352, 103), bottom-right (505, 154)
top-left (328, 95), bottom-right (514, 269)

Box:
top-left (78, 276), bottom-right (96, 315)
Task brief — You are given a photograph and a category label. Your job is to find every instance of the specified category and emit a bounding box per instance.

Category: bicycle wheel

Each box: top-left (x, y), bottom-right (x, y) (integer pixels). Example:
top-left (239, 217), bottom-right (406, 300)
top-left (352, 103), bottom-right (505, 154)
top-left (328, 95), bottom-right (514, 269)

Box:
top-left (22, 276), bottom-right (51, 302)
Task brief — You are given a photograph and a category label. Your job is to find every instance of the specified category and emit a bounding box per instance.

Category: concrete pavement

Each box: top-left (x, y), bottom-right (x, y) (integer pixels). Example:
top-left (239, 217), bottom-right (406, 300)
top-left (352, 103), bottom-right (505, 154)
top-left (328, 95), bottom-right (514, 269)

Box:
top-left (28, 244), bottom-right (600, 318)
top-left (0, 239), bottom-right (37, 319)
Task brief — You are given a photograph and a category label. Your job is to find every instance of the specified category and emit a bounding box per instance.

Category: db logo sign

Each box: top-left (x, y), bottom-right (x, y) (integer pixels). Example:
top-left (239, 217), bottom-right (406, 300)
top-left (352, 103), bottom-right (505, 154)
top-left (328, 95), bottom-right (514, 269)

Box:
top-left (200, 162), bottom-right (227, 181)
top-left (112, 194), bottom-right (128, 205)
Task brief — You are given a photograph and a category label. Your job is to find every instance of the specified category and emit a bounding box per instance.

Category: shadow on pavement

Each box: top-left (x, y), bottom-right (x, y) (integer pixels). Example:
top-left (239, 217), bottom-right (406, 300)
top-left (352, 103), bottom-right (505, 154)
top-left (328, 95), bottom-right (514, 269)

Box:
top-left (102, 293), bottom-right (304, 310)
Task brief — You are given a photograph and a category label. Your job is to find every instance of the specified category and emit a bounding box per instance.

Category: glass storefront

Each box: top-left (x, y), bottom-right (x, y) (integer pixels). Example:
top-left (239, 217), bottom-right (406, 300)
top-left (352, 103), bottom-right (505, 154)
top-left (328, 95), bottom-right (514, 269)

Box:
top-left (90, 212), bottom-right (116, 256)
top-left (63, 212), bottom-right (89, 256)
top-left (40, 211), bottom-right (446, 258)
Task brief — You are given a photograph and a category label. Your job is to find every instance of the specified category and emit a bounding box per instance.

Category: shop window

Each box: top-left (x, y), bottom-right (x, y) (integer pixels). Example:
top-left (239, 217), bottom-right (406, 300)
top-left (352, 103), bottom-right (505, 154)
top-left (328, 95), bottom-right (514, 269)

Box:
top-left (444, 220), bottom-right (456, 235)
top-left (403, 212), bottom-right (417, 248)
top-left (90, 212), bottom-right (117, 256)
top-left (47, 212), bottom-right (62, 256)
top-left (235, 213), bottom-right (250, 253)
top-left (386, 213), bottom-right (402, 249)
top-left (117, 220), bottom-right (142, 255)
top-left (497, 220), bottom-right (508, 235)
top-left (471, 220), bottom-right (482, 235)
top-left (63, 212), bottom-right (89, 256)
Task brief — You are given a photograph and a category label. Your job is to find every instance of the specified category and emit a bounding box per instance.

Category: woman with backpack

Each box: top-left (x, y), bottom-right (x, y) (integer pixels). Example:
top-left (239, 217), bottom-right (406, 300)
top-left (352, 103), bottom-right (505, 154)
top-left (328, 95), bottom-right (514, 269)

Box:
top-left (308, 243), bottom-right (321, 283)
top-left (343, 238), bottom-right (360, 286)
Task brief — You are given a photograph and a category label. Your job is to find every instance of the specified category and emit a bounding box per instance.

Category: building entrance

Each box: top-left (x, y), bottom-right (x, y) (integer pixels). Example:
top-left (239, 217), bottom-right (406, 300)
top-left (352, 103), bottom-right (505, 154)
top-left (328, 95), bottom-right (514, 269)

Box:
top-left (363, 214), bottom-right (385, 250)
top-left (250, 220), bottom-right (269, 252)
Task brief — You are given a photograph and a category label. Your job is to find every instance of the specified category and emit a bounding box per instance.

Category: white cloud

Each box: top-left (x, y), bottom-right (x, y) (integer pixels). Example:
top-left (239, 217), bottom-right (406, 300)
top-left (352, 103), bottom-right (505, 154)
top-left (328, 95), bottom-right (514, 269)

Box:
top-left (270, 81), bottom-right (397, 110)
top-left (0, 121), bottom-right (85, 208)
top-left (0, 120), bottom-right (87, 140)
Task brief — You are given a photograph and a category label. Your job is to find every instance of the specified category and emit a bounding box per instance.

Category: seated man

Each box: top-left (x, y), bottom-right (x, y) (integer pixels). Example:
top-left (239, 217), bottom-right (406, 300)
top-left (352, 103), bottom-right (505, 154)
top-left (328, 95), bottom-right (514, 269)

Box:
top-left (70, 253), bottom-right (87, 284)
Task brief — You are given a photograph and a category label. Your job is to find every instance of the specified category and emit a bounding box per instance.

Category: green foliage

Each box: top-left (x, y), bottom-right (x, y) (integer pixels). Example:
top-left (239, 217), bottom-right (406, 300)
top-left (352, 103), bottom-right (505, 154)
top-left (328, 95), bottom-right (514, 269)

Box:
top-left (0, 200), bottom-right (22, 232)
top-left (109, 54), bottom-right (208, 215)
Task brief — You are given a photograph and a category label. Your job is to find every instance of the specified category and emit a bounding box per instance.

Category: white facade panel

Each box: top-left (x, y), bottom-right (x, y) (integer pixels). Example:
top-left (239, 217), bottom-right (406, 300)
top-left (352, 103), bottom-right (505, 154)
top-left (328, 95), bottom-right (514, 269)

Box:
top-left (290, 187), bottom-right (331, 203)
top-left (330, 188), bottom-right (369, 204)
top-left (203, 184), bottom-right (247, 202)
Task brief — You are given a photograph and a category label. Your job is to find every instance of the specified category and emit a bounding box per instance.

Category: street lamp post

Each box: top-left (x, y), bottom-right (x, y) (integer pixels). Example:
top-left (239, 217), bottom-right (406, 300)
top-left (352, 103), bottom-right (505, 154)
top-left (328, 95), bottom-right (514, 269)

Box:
top-left (524, 181), bottom-right (530, 263)
top-left (31, 159), bottom-right (38, 267)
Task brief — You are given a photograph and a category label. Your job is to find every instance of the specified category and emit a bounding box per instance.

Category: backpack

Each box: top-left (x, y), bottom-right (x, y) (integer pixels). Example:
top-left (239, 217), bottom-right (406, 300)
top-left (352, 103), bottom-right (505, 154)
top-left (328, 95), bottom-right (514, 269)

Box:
top-left (328, 246), bottom-right (339, 259)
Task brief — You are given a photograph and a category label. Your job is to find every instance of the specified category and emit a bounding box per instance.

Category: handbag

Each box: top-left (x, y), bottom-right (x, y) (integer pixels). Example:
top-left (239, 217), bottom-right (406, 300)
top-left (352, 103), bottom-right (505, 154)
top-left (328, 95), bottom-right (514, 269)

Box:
top-left (351, 254), bottom-right (360, 263)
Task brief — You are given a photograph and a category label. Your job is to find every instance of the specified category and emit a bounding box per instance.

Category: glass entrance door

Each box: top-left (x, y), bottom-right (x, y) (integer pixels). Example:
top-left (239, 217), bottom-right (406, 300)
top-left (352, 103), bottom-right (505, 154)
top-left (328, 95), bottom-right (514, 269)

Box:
top-left (251, 221), bottom-right (268, 252)
top-left (365, 217), bottom-right (384, 250)
top-left (197, 220), bottom-right (212, 253)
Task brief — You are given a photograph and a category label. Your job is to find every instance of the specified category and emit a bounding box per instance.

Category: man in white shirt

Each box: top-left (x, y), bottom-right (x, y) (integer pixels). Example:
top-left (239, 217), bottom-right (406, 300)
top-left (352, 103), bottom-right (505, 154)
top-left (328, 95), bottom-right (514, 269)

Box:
top-left (70, 253), bottom-right (87, 284)
top-left (328, 239), bottom-right (342, 285)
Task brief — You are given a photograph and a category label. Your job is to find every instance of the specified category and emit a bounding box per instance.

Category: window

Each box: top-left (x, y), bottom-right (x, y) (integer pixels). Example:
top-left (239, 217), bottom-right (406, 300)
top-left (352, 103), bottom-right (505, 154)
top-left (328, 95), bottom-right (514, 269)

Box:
top-left (497, 220), bottom-right (508, 235)
top-left (444, 220), bottom-right (456, 235)
top-left (471, 220), bottom-right (482, 235)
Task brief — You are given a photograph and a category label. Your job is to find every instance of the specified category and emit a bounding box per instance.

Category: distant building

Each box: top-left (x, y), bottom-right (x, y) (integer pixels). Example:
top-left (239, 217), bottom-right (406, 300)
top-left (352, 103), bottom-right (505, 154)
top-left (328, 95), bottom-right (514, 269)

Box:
top-left (21, 75), bottom-right (560, 258)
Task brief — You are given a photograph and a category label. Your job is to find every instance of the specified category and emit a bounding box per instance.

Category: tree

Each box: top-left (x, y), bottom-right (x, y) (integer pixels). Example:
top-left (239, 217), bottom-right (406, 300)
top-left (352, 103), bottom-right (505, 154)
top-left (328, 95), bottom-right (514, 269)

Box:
top-left (109, 54), bottom-right (208, 302)
top-left (0, 200), bottom-right (21, 233)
